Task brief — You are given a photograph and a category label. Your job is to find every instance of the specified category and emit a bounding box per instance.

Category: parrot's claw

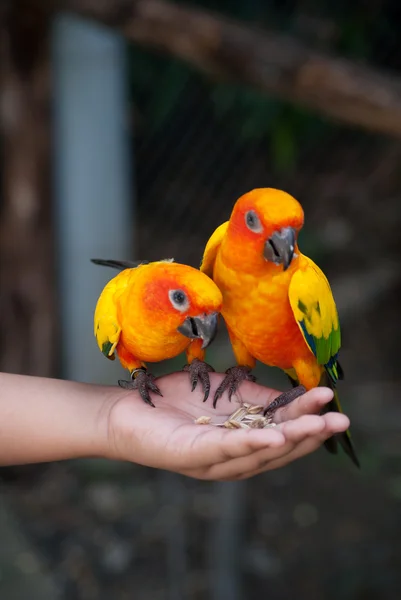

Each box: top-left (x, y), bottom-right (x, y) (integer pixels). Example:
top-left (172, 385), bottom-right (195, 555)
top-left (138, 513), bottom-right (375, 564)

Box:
top-left (213, 366), bottom-right (256, 408)
top-left (263, 385), bottom-right (306, 418)
top-left (118, 368), bottom-right (163, 408)
top-left (183, 358), bottom-right (215, 402)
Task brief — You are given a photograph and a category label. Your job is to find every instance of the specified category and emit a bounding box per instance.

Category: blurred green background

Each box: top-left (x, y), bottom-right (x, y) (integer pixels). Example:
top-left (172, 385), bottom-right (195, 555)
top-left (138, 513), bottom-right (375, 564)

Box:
top-left (0, 0), bottom-right (400, 599)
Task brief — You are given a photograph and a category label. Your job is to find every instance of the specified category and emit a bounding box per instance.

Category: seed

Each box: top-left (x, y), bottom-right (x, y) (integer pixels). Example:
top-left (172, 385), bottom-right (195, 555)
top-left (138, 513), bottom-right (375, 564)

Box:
top-left (228, 407), bottom-right (248, 421)
top-left (195, 416), bottom-right (212, 425)
top-left (246, 404), bottom-right (265, 414)
top-left (247, 418), bottom-right (266, 429)
top-left (232, 420), bottom-right (250, 429)
top-left (224, 420), bottom-right (241, 429)
top-left (243, 414), bottom-right (266, 422)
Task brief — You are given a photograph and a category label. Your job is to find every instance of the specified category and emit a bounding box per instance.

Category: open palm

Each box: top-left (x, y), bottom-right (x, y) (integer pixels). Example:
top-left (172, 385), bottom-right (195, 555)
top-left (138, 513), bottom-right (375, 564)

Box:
top-left (106, 372), bottom-right (350, 480)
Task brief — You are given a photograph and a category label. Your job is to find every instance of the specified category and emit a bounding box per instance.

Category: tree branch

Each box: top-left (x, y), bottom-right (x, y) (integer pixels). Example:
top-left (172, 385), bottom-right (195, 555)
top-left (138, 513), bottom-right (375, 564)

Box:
top-left (51, 0), bottom-right (401, 137)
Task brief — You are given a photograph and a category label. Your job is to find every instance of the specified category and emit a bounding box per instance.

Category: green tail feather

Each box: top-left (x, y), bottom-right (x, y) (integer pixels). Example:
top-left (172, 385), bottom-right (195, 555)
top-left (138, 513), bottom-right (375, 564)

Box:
top-left (286, 373), bottom-right (360, 469)
top-left (321, 379), bottom-right (360, 468)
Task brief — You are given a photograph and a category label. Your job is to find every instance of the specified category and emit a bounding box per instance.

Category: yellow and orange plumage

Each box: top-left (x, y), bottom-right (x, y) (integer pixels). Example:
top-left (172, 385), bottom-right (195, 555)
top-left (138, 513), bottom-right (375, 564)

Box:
top-left (93, 258), bottom-right (222, 405)
top-left (201, 188), bottom-right (359, 466)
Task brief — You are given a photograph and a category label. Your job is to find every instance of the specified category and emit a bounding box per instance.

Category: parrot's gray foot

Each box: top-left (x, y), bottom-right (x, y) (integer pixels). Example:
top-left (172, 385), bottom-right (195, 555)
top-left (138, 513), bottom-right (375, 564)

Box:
top-left (118, 368), bottom-right (163, 407)
top-left (263, 385), bottom-right (306, 418)
top-left (183, 358), bottom-right (215, 402)
top-left (213, 365), bottom-right (256, 408)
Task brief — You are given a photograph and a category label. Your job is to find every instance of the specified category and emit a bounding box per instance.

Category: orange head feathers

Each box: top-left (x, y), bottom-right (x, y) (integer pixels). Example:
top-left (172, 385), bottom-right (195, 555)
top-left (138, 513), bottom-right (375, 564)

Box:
top-left (126, 261), bottom-right (223, 348)
top-left (224, 188), bottom-right (304, 273)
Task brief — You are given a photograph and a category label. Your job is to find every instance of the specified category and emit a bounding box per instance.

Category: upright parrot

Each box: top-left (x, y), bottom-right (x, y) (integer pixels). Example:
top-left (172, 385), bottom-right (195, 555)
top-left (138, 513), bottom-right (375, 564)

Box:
top-left (92, 258), bottom-right (222, 406)
top-left (200, 188), bottom-right (359, 467)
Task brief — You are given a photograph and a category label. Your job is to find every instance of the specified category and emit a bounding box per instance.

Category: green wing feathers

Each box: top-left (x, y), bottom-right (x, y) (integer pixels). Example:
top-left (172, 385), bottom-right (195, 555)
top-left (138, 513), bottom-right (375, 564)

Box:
top-left (289, 257), bottom-right (341, 384)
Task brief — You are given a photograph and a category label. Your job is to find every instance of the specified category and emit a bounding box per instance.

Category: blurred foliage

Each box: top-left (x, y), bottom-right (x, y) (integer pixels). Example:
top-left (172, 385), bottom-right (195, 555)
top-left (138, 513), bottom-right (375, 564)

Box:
top-left (128, 47), bottom-right (333, 173)
top-left (128, 0), bottom-right (401, 174)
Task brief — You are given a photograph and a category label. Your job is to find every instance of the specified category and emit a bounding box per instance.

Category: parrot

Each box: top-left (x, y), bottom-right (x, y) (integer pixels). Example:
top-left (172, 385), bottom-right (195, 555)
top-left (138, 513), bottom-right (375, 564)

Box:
top-left (92, 258), bottom-right (222, 406)
top-left (200, 188), bottom-right (359, 467)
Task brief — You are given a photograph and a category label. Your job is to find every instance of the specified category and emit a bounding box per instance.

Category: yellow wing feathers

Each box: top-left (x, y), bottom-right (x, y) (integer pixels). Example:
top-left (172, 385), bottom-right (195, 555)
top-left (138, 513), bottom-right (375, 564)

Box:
top-left (200, 221), bottom-right (228, 277)
top-left (289, 258), bottom-right (339, 339)
top-left (94, 270), bottom-right (131, 359)
top-left (289, 256), bottom-right (341, 378)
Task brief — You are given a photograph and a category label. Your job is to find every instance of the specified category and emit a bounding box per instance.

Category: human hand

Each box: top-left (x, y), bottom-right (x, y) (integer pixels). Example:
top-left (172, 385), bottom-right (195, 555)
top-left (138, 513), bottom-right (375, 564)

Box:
top-left (104, 371), bottom-right (350, 480)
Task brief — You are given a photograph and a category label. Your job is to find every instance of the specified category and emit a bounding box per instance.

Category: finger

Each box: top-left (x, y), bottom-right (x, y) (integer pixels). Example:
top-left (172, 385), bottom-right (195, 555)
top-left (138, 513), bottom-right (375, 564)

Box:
top-left (205, 415), bottom-right (329, 480)
top-left (205, 440), bottom-right (296, 480)
top-left (237, 436), bottom-right (325, 478)
top-left (213, 426), bottom-right (286, 462)
top-left (276, 414), bottom-right (326, 442)
top-left (232, 412), bottom-right (351, 478)
top-left (272, 387), bottom-right (334, 423)
top-left (320, 411), bottom-right (350, 433)
top-left (183, 425), bottom-right (287, 471)
top-left (275, 412), bottom-right (349, 451)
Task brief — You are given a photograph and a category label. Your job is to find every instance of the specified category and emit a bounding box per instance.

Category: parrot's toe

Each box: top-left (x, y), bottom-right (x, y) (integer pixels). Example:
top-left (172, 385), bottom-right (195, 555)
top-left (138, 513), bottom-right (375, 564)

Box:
top-left (118, 368), bottom-right (163, 407)
top-left (263, 385), bottom-right (306, 418)
top-left (213, 366), bottom-right (256, 408)
top-left (183, 358), bottom-right (215, 402)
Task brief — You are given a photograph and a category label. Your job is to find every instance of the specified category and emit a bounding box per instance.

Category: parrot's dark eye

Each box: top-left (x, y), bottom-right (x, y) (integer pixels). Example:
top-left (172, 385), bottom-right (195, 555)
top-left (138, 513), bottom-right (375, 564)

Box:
top-left (245, 210), bottom-right (263, 233)
top-left (173, 291), bottom-right (185, 304)
top-left (169, 289), bottom-right (189, 312)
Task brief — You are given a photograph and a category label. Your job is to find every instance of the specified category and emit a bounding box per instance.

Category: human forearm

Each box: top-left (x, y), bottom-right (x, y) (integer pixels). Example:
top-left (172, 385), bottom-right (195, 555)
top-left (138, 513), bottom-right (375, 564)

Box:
top-left (0, 372), bottom-right (113, 465)
top-left (0, 371), bottom-right (351, 478)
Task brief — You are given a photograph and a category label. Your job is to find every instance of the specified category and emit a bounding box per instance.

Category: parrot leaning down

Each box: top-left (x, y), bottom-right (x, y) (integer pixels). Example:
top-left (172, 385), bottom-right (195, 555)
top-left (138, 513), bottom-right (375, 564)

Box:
top-left (92, 258), bottom-right (222, 406)
top-left (200, 188), bottom-right (359, 467)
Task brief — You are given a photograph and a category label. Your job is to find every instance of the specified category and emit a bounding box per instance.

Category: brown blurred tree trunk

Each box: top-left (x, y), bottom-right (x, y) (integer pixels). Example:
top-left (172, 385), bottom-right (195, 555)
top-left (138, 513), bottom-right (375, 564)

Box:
top-left (0, 1), bottom-right (57, 375)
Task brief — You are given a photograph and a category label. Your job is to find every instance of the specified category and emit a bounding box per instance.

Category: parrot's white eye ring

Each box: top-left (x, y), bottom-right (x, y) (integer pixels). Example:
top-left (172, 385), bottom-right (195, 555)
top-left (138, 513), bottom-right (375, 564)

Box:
top-left (169, 289), bottom-right (189, 312)
top-left (245, 210), bottom-right (264, 233)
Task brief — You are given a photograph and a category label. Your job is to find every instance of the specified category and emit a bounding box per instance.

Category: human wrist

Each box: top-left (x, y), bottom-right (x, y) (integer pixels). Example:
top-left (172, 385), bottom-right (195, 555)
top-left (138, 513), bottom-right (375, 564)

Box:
top-left (71, 382), bottom-right (127, 462)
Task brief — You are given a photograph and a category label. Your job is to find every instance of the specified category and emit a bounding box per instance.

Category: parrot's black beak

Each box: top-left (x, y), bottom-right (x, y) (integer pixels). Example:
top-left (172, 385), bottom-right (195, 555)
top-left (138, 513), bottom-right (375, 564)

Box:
top-left (264, 227), bottom-right (296, 271)
top-left (177, 312), bottom-right (218, 349)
